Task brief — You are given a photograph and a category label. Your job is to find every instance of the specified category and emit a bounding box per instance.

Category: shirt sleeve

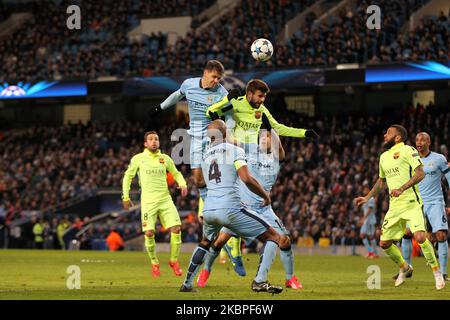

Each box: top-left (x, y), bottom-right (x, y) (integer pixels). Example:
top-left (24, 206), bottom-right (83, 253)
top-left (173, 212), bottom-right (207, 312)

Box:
top-left (122, 155), bottom-right (139, 201)
top-left (406, 147), bottom-right (423, 171)
top-left (439, 154), bottom-right (450, 185)
top-left (160, 89), bottom-right (185, 110)
top-left (165, 155), bottom-right (187, 188)
top-left (206, 95), bottom-right (236, 117)
top-left (263, 107), bottom-right (307, 138)
top-left (233, 146), bottom-right (247, 170)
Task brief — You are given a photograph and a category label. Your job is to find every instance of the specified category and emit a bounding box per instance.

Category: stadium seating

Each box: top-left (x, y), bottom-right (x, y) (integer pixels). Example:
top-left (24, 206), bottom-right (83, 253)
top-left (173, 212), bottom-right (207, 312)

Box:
top-left (1, 0), bottom-right (446, 81)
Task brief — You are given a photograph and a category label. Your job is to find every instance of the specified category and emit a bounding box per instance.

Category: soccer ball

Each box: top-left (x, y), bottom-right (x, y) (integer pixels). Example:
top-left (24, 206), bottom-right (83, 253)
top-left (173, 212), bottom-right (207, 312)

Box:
top-left (250, 38), bottom-right (274, 62)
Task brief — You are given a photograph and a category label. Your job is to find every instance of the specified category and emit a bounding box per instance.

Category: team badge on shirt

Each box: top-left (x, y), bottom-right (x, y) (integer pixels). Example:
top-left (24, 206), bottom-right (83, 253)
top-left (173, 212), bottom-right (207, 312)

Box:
top-left (207, 96), bottom-right (213, 103)
top-left (393, 152), bottom-right (400, 159)
top-left (159, 157), bottom-right (165, 164)
top-left (255, 111), bottom-right (262, 119)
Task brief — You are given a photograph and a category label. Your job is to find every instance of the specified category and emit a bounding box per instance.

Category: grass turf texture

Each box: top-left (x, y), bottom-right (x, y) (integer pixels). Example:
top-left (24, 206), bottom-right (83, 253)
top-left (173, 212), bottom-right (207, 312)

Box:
top-left (0, 249), bottom-right (448, 300)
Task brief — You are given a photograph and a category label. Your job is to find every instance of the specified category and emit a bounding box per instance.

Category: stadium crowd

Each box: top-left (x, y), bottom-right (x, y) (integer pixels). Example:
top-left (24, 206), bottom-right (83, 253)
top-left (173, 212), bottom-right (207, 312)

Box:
top-left (1, 101), bottom-right (449, 250)
top-left (0, 0), bottom-right (448, 82)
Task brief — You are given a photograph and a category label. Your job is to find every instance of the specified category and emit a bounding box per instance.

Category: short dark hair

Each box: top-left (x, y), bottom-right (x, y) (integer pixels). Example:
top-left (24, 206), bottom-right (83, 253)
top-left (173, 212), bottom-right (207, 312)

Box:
top-left (246, 79), bottom-right (270, 94)
top-left (390, 124), bottom-right (407, 142)
top-left (144, 131), bottom-right (158, 141)
top-left (204, 60), bottom-right (224, 75)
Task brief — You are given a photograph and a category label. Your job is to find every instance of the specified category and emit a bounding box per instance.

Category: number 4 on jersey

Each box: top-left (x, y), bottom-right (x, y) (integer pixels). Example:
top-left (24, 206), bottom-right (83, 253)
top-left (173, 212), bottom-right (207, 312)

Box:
top-left (209, 160), bottom-right (222, 183)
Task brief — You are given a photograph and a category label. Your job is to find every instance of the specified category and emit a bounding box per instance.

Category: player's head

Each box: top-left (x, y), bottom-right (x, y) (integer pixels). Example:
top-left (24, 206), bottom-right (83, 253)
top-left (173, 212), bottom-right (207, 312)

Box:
top-left (144, 131), bottom-right (160, 152)
top-left (383, 124), bottom-right (407, 149)
top-left (259, 129), bottom-right (272, 153)
top-left (415, 132), bottom-right (431, 153)
top-left (207, 119), bottom-right (227, 144)
top-left (202, 60), bottom-right (224, 89)
top-left (246, 79), bottom-right (270, 108)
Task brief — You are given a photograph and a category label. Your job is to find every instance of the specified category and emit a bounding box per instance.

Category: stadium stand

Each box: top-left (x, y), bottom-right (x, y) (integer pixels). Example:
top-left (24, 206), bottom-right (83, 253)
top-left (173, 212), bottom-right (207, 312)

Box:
top-left (0, 0), bottom-right (447, 81)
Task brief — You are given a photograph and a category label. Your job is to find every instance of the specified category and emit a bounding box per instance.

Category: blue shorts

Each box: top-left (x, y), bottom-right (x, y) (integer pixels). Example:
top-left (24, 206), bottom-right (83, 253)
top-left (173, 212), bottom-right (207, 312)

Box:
top-left (202, 207), bottom-right (270, 241)
top-left (189, 135), bottom-right (209, 169)
top-left (360, 221), bottom-right (376, 236)
top-left (221, 205), bottom-right (288, 239)
top-left (424, 202), bottom-right (448, 233)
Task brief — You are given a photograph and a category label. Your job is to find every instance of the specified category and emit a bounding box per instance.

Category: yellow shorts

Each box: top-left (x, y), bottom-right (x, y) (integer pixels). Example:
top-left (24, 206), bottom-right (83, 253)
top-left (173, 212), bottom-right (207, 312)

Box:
top-left (141, 199), bottom-right (181, 232)
top-left (380, 200), bottom-right (426, 241)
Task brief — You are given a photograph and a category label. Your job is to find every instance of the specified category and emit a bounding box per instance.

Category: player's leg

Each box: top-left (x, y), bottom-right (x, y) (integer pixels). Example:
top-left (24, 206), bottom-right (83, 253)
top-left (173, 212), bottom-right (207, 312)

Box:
top-left (380, 210), bottom-right (411, 286)
top-left (180, 209), bottom-right (222, 291)
top-left (436, 230), bottom-right (448, 279)
top-left (360, 220), bottom-right (373, 257)
top-left (226, 207), bottom-right (282, 293)
top-left (279, 235), bottom-right (303, 289)
top-left (265, 207), bottom-right (302, 289)
top-left (426, 202), bottom-right (449, 279)
top-left (360, 233), bottom-right (372, 258)
top-left (254, 226), bottom-right (282, 293)
top-left (427, 202), bottom-right (448, 278)
top-left (180, 237), bottom-right (212, 292)
top-left (222, 236), bottom-right (246, 276)
top-left (410, 204), bottom-right (444, 290)
top-left (159, 200), bottom-right (183, 276)
top-left (197, 229), bottom-right (233, 287)
top-left (392, 228), bottom-right (414, 281)
top-left (142, 204), bottom-right (160, 277)
top-left (191, 135), bottom-right (208, 202)
top-left (401, 228), bottom-right (413, 265)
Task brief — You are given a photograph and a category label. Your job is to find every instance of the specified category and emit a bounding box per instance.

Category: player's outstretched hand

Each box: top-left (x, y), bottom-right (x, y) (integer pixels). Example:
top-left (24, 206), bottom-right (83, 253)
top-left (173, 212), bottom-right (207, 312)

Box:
top-left (178, 186), bottom-right (188, 197)
top-left (148, 105), bottom-right (162, 118)
top-left (123, 199), bottom-right (134, 210)
top-left (227, 88), bottom-right (241, 101)
top-left (208, 111), bottom-right (220, 120)
top-left (446, 207), bottom-right (450, 216)
top-left (305, 129), bottom-right (319, 140)
top-left (354, 196), bottom-right (367, 207)
top-left (261, 113), bottom-right (272, 131)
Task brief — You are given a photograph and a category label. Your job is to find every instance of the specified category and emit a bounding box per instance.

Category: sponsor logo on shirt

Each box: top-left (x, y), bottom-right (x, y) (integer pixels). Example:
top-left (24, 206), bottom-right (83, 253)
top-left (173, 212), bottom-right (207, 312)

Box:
top-left (385, 167), bottom-right (400, 177)
top-left (145, 168), bottom-right (166, 175)
top-left (236, 120), bottom-right (260, 130)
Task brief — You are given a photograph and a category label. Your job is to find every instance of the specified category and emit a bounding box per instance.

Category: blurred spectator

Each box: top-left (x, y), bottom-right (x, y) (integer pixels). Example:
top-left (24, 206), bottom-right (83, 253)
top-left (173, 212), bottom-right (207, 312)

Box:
top-left (57, 216), bottom-right (70, 249)
top-left (106, 229), bottom-right (124, 251)
top-left (32, 218), bottom-right (44, 249)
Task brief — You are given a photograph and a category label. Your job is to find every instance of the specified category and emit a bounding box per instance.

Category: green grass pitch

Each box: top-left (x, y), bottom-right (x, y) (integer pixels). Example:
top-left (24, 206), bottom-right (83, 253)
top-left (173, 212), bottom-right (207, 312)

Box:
top-left (0, 249), bottom-right (449, 300)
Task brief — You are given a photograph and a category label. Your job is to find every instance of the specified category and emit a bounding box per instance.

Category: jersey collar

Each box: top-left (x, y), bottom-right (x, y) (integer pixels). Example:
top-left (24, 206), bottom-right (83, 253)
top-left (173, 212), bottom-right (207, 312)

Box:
top-left (144, 148), bottom-right (161, 157)
top-left (389, 142), bottom-right (404, 151)
top-left (421, 150), bottom-right (432, 158)
top-left (199, 78), bottom-right (216, 91)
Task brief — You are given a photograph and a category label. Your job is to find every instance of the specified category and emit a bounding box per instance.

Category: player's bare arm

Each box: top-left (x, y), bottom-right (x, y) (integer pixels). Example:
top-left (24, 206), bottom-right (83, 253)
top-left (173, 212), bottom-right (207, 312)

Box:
top-left (237, 165), bottom-right (271, 206)
top-left (391, 165), bottom-right (425, 197)
top-left (354, 178), bottom-right (386, 206)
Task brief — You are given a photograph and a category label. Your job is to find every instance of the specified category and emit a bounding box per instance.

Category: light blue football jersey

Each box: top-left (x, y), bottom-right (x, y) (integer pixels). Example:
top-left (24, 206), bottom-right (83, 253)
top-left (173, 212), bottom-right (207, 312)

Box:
top-left (238, 148), bottom-right (280, 207)
top-left (181, 78), bottom-right (228, 136)
top-left (419, 151), bottom-right (450, 204)
top-left (201, 142), bottom-right (246, 211)
top-left (362, 197), bottom-right (376, 224)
